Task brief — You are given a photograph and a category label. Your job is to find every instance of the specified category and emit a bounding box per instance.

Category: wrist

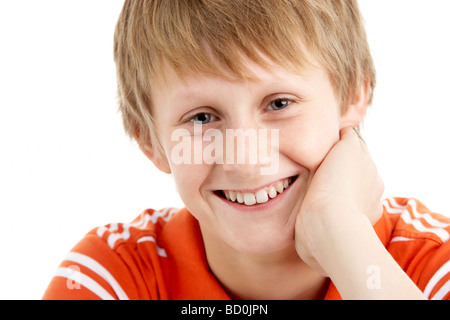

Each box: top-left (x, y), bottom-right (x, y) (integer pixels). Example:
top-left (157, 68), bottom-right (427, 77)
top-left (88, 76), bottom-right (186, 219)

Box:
top-left (306, 207), bottom-right (372, 268)
top-left (298, 200), bottom-right (364, 257)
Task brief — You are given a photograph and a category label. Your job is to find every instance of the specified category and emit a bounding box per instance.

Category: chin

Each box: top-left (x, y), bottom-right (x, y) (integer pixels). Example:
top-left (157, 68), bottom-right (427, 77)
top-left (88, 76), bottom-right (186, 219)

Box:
top-left (219, 218), bottom-right (298, 256)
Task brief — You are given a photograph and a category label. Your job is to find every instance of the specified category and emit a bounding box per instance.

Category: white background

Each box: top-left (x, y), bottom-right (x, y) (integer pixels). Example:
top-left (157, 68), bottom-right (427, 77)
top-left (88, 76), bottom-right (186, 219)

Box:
top-left (0, 1), bottom-right (449, 299)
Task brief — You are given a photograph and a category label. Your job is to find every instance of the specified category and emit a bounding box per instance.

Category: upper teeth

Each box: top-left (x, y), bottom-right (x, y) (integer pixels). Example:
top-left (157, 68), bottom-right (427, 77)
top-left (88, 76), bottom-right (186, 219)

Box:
top-left (222, 177), bottom-right (293, 206)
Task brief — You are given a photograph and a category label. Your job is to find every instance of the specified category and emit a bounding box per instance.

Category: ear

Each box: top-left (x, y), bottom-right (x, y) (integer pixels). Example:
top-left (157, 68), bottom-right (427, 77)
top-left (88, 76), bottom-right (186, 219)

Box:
top-left (135, 129), bottom-right (172, 174)
top-left (140, 142), bottom-right (172, 174)
top-left (339, 78), bottom-right (371, 130)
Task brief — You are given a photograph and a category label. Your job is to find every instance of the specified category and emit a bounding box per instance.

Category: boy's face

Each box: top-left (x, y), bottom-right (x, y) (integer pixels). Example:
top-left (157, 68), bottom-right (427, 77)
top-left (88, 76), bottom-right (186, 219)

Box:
top-left (148, 55), bottom-right (360, 255)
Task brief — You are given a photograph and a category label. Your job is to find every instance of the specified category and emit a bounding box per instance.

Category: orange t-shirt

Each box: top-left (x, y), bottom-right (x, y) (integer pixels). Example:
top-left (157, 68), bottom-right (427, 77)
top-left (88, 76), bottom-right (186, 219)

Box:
top-left (42, 197), bottom-right (450, 300)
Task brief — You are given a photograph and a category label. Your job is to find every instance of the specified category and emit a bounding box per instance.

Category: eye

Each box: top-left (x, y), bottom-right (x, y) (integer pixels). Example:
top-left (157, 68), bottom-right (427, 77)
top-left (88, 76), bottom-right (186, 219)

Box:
top-left (268, 98), bottom-right (292, 111)
top-left (189, 112), bottom-right (217, 125)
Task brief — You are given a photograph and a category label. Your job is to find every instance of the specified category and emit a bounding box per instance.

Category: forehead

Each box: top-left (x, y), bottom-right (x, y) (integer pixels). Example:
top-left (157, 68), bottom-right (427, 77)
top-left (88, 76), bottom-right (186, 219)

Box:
top-left (151, 47), bottom-right (321, 95)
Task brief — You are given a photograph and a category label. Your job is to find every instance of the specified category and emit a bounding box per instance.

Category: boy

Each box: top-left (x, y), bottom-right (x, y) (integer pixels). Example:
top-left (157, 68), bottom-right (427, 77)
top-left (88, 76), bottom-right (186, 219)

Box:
top-left (43, 0), bottom-right (449, 300)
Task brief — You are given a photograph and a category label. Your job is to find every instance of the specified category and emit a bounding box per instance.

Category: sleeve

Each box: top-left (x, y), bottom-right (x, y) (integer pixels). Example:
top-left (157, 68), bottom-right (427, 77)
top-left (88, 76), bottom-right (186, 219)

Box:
top-left (417, 239), bottom-right (450, 300)
top-left (384, 198), bottom-right (450, 300)
top-left (42, 231), bottom-right (141, 300)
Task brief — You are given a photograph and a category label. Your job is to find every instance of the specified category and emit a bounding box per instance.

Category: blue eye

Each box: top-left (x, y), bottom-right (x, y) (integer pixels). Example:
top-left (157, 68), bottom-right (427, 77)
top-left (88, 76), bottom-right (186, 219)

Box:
top-left (190, 113), bottom-right (216, 124)
top-left (268, 99), bottom-right (292, 111)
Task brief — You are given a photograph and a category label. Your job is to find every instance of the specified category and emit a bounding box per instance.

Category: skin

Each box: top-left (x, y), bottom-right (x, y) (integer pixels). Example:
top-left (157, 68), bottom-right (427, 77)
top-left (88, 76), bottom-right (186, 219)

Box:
top-left (141, 54), bottom-right (426, 300)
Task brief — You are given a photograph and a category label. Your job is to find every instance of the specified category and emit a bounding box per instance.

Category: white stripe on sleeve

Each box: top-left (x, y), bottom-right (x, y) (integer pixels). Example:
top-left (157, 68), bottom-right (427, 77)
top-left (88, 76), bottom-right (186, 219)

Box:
top-left (431, 279), bottom-right (450, 300)
top-left (64, 252), bottom-right (129, 300)
top-left (54, 267), bottom-right (115, 300)
top-left (137, 236), bottom-right (168, 258)
top-left (424, 260), bottom-right (450, 299)
top-left (384, 198), bottom-right (449, 243)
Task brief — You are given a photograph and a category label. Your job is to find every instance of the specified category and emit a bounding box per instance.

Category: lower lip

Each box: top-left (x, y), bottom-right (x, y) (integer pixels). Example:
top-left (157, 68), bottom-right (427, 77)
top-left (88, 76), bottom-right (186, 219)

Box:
top-left (214, 176), bottom-right (298, 212)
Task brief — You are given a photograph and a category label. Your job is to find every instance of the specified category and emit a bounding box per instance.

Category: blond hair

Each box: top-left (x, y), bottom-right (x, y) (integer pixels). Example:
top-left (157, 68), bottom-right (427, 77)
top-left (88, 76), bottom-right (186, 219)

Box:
top-left (113, 0), bottom-right (375, 152)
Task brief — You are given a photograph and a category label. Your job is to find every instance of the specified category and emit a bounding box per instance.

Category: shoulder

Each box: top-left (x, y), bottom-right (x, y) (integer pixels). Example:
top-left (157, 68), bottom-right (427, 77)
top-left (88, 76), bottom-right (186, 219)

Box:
top-left (43, 207), bottom-right (180, 300)
top-left (95, 207), bottom-right (179, 252)
top-left (382, 197), bottom-right (450, 243)
top-left (381, 197), bottom-right (450, 299)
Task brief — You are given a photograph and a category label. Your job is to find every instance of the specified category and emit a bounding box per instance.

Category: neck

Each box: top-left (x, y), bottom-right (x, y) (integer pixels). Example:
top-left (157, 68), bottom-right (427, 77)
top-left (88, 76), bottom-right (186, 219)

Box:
top-left (201, 229), bottom-right (329, 300)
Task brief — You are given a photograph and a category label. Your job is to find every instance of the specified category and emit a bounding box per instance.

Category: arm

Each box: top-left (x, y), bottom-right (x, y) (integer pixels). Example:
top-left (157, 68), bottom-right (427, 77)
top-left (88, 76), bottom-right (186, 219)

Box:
top-left (295, 128), bottom-right (425, 299)
top-left (303, 208), bottom-right (425, 299)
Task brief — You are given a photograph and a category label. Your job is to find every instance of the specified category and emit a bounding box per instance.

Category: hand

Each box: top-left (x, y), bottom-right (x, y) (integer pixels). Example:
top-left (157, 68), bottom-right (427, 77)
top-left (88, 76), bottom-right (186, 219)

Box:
top-left (295, 127), bottom-right (384, 275)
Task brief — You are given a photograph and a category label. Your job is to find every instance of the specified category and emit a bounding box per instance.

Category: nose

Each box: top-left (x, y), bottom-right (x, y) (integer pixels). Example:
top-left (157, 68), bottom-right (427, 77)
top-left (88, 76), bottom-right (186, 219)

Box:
top-left (221, 128), bottom-right (260, 178)
top-left (220, 119), bottom-right (279, 178)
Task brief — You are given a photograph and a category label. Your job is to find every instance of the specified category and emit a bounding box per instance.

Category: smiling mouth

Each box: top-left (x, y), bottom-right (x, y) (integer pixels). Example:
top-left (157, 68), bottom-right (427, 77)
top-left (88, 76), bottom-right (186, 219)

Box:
top-left (215, 175), bottom-right (298, 206)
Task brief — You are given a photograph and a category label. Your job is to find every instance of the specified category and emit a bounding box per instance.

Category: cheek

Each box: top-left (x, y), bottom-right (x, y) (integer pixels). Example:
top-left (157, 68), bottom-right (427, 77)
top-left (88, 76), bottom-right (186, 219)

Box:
top-left (163, 139), bottom-right (216, 211)
top-left (279, 115), bottom-right (340, 170)
top-left (161, 136), bottom-right (206, 203)
top-left (170, 163), bottom-right (207, 206)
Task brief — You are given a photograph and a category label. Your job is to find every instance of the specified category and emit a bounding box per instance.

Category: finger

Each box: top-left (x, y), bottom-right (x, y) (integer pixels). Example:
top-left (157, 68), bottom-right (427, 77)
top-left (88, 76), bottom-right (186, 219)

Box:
top-left (341, 127), bottom-right (369, 153)
top-left (339, 126), bottom-right (356, 139)
top-left (339, 126), bottom-right (362, 140)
